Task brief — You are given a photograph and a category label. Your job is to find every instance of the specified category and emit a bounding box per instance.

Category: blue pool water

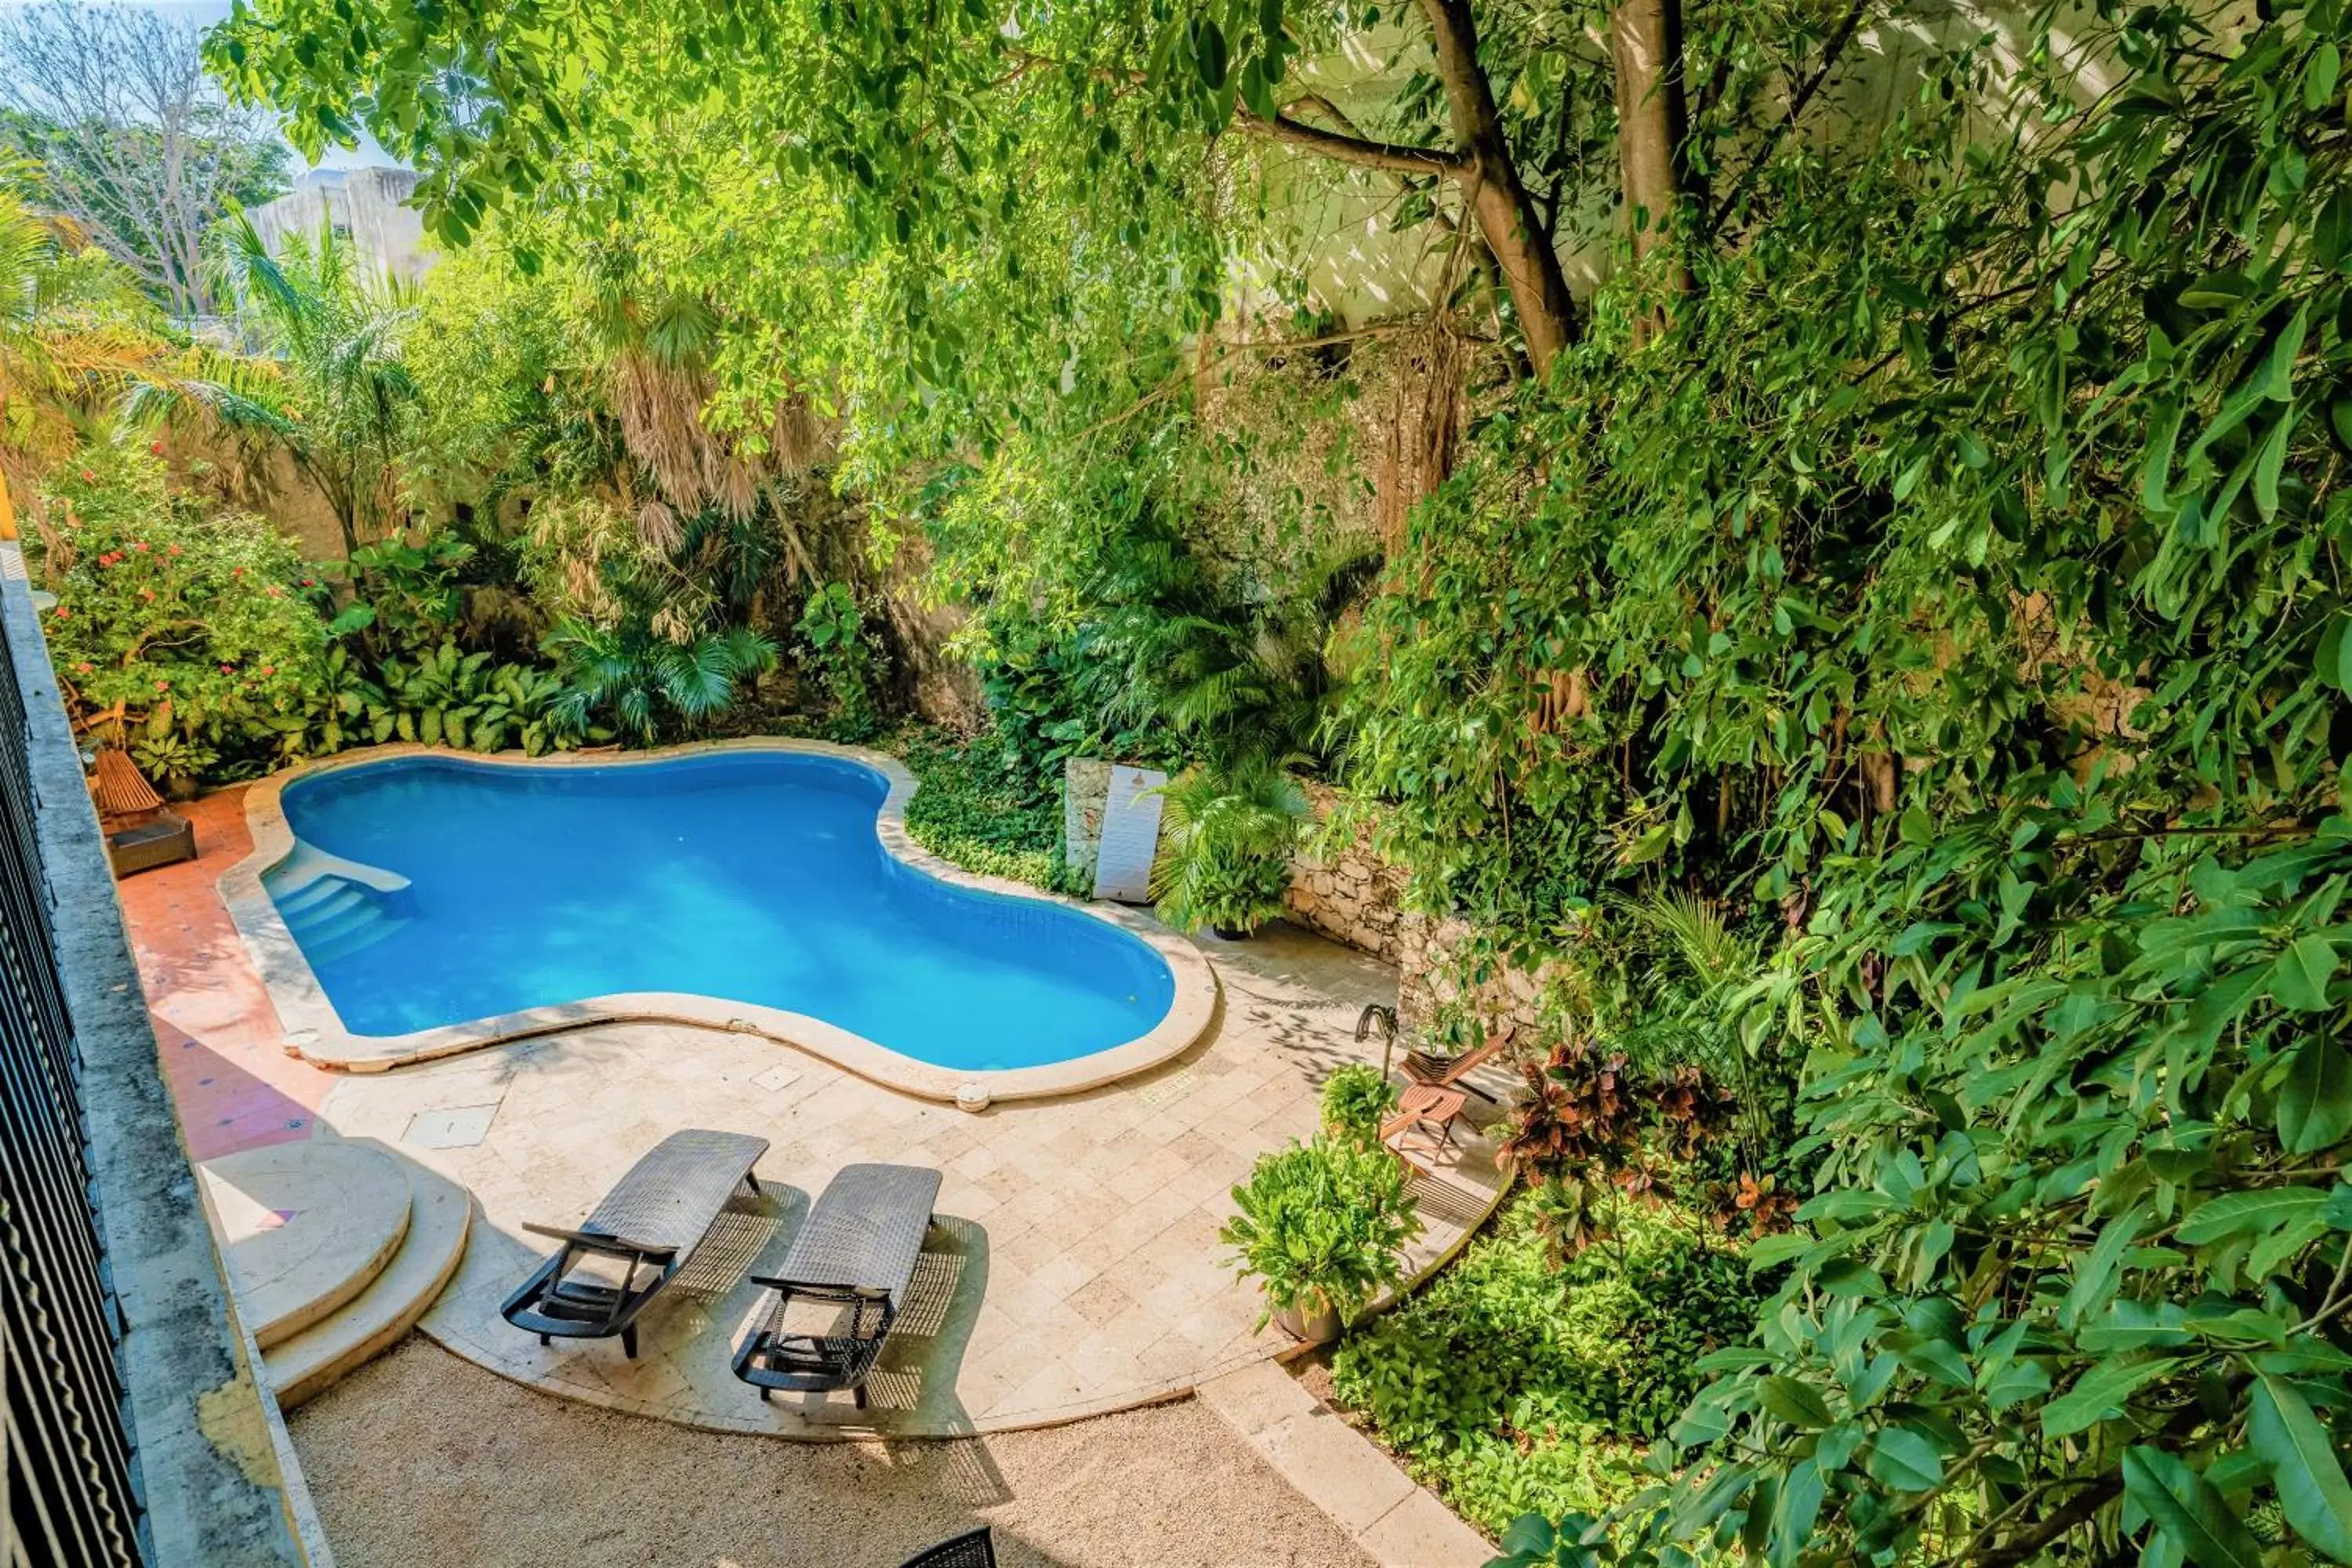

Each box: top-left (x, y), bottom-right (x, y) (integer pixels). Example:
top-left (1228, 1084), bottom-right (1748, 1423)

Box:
top-left (263, 751), bottom-right (1176, 1069)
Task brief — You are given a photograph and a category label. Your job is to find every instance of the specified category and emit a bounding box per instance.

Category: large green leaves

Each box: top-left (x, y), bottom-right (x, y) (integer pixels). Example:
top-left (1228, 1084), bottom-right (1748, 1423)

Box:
top-left (2251, 1374), bottom-right (2352, 1561)
top-left (2123, 1446), bottom-right (2265, 1568)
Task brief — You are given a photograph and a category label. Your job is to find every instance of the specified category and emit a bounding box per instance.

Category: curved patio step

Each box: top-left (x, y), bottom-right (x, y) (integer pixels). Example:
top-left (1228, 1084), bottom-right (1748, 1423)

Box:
top-left (266, 1159), bottom-right (472, 1410)
top-left (198, 1138), bottom-right (413, 1350)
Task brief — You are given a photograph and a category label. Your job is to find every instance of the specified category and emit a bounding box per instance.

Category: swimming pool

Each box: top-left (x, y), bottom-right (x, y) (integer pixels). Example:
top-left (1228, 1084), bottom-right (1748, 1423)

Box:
top-left (257, 748), bottom-right (1181, 1074)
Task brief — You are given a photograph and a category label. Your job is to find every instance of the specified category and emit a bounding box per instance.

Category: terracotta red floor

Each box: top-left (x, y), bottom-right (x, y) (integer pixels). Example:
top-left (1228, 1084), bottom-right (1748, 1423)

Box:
top-left (118, 786), bottom-right (333, 1161)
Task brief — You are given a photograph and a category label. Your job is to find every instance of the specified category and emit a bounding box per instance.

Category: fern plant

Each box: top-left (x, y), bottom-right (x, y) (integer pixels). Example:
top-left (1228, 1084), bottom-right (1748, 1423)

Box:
top-left (546, 618), bottom-right (776, 742)
top-left (1149, 760), bottom-right (1305, 936)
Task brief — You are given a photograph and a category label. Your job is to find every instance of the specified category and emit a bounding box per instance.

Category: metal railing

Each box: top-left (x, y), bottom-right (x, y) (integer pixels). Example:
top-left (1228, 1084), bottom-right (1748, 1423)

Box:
top-left (0, 584), bottom-right (141, 1565)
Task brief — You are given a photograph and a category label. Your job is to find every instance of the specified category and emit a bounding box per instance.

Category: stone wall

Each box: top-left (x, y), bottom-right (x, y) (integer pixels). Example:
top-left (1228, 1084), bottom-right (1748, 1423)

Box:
top-left (1283, 781), bottom-right (1407, 961)
top-left (1285, 782), bottom-right (1564, 1050)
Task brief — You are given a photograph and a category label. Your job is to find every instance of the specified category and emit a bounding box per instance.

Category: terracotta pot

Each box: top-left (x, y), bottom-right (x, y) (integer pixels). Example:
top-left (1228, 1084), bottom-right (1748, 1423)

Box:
top-left (1272, 1294), bottom-right (1343, 1345)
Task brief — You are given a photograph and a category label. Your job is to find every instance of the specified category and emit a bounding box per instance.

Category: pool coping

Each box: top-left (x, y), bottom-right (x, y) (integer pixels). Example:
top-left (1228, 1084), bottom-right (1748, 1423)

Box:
top-left (220, 739), bottom-right (1220, 1104)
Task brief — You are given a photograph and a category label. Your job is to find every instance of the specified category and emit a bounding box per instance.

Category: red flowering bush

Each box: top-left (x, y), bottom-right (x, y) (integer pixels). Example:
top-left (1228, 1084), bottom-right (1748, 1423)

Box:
top-left (31, 441), bottom-right (335, 786)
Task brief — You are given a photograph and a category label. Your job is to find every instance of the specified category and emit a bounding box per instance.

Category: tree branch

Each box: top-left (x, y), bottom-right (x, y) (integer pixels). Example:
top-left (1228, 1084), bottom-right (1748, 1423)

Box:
top-left (1700, 0), bottom-right (1873, 244)
top-left (1236, 106), bottom-right (1471, 178)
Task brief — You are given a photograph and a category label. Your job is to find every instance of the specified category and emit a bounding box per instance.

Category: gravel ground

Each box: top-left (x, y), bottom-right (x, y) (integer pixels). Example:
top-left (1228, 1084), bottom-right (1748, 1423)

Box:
top-left (290, 1339), bottom-right (1375, 1568)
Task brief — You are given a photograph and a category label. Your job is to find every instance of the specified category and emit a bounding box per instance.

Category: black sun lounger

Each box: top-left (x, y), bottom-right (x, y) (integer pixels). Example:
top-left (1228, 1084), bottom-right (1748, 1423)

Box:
top-left (731, 1161), bottom-right (942, 1405)
top-left (898, 1528), bottom-right (996, 1568)
top-left (501, 1128), bottom-right (769, 1359)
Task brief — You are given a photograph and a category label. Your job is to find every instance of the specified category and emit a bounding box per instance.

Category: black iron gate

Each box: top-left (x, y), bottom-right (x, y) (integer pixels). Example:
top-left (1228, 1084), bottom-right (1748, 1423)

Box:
top-left (0, 590), bottom-right (141, 1567)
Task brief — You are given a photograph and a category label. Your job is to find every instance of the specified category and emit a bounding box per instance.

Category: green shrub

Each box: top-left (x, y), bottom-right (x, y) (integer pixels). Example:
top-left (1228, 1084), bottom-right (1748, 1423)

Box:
top-left (1221, 1134), bottom-right (1419, 1327)
top-left (1330, 1195), bottom-right (1758, 1537)
top-left (1149, 762), bottom-right (1303, 934)
top-left (893, 724), bottom-right (1080, 894)
top-left (1319, 1063), bottom-right (1399, 1145)
top-left (793, 580), bottom-right (877, 740)
top-left (34, 440), bottom-right (333, 785)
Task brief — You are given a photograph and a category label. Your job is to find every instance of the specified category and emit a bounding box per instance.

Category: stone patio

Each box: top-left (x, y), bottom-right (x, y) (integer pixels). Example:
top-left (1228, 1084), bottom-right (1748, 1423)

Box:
top-left (118, 790), bottom-right (1512, 1439)
top-left (316, 925), bottom-right (1508, 1436)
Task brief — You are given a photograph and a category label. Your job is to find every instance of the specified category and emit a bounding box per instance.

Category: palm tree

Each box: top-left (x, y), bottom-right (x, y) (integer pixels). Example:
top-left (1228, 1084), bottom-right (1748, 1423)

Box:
top-left (0, 178), bottom-right (167, 537)
top-left (176, 212), bottom-right (419, 557)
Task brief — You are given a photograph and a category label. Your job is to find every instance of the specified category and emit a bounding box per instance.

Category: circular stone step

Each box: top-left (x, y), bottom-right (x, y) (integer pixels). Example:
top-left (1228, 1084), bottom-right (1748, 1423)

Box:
top-left (198, 1138), bottom-right (412, 1349)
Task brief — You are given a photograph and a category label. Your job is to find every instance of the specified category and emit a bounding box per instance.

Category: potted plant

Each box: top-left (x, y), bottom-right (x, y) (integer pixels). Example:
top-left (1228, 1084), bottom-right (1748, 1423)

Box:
top-left (1149, 761), bottom-right (1305, 938)
top-left (1319, 1062), bottom-right (1399, 1145)
top-left (1220, 1134), bottom-right (1419, 1343)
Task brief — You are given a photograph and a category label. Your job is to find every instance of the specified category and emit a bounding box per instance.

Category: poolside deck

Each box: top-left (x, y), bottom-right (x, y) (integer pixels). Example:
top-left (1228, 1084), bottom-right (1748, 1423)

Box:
top-left (122, 783), bottom-right (1512, 1439)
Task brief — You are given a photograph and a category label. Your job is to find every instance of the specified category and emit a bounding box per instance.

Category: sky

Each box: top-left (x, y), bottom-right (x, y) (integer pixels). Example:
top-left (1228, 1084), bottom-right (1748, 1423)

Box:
top-left (0, 0), bottom-right (401, 171)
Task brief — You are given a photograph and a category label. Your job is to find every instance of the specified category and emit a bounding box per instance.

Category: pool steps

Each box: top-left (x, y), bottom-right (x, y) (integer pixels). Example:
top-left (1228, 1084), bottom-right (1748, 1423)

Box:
top-left (197, 1138), bottom-right (473, 1410)
top-left (270, 855), bottom-right (413, 967)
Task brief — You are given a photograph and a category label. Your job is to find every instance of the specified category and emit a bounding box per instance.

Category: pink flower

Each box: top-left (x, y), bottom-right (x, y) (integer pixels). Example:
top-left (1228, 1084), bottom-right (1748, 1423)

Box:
top-left (78, 470), bottom-right (93, 483)
top-left (260, 665), bottom-right (276, 677)
top-left (73, 662), bottom-right (91, 674)
top-left (49, 605), bottom-right (67, 619)
top-left (149, 442), bottom-right (164, 456)
top-left (130, 542), bottom-right (148, 553)
top-left (220, 663), bottom-right (235, 674)
top-left (154, 680), bottom-right (169, 692)
top-left (137, 588), bottom-right (154, 601)
top-left (230, 566), bottom-right (245, 577)
top-left (264, 585), bottom-right (281, 597)
top-left (165, 544), bottom-right (180, 557)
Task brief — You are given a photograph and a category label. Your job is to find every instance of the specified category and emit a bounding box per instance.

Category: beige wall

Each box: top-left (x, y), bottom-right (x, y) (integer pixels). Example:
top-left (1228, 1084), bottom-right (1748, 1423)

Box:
top-left (248, 169), bottom-right (433, 289)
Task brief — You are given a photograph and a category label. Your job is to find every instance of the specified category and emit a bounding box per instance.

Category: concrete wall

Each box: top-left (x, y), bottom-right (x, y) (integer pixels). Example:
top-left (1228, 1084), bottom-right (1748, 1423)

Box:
top-left (248, 168), bottom-right (432, 289)
top-left (0, 549), bottom-right (327, 1566)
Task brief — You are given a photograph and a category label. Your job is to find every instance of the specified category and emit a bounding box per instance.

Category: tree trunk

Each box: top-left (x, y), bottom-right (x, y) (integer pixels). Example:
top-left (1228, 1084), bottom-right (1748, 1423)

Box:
top-left (1608, 0), bottom-right (1691, 324)
top-left (1416, 0), bottom-right (1581, 375)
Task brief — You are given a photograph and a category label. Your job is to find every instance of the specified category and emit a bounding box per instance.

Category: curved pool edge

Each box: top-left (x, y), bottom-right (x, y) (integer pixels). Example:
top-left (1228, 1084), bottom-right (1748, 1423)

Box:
top-left (220, 738), bottom-right (1221, 1103)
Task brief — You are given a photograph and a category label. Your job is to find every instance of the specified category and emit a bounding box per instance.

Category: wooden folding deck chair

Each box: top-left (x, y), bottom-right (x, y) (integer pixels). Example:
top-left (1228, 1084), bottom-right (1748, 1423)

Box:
top-left (91, 747), bottom-right (195, 877)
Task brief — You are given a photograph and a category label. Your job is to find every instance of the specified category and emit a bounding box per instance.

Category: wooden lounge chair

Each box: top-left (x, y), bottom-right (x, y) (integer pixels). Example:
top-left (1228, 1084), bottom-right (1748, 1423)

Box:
top-left (91, 747), bottom-right (195, 877)
top-left (501, 1128), bottom-right (769, 1359)
top-left (1381, 1083), bottom-right (1468, 1177)
top-left (897, 1529), bottom-right (996, 1568)
top-left (1403, 1033), bottom-right (1510, 1104)
top-left (733, 1162), bottom-right (942, 1406)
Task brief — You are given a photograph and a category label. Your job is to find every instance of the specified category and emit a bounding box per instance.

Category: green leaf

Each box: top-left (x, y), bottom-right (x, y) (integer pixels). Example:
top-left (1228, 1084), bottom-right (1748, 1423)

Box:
top-left (2123, 1446), bottom-right (2265, 1568)
top-left (2178, 1187), bottom-right (2330, 1245)
top-left (2251, 1373), bottom-right (2352, 1561)
top-left (2042, 1356), bottom-right (2174, 1438)
top-left (1194, 18), bottom-right (1229, 88)
top-left (2274, 935), bottom-right (2340, 1012)
top-left (1759, 1376), bottom-right (1834, 1431)
top-left (1769, 1459), bottom-right (1823, 1568)
top-left (2280, 1036), bottom-right (2352, 1155)
top-left (1865, 1426), bottom-right (1944, 1492)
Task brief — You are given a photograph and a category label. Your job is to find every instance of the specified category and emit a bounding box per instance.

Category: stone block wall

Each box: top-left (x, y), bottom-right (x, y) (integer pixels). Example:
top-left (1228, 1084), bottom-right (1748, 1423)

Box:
top-left (1285, 782), bottom-right (1563, 1051)
top-left (1283, 782), bottom-right (1408, 961)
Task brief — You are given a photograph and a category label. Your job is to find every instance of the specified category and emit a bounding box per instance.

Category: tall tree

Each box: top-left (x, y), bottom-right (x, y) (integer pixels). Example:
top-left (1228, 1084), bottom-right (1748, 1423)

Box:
top-left (205, 0), bottom-right (1606, 376)
top-left (1606, 0), bottom-right (1690, 320)
top-left (0, 3), bottom-right (291, 318)
top-left (184, 215), bottom-right (418, 557)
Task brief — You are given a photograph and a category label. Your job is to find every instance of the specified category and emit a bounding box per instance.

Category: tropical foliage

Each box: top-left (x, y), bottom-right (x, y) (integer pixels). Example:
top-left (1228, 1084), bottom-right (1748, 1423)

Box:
top-left (1221, 1134), bottom-right (1421, 1327)
top-left (12, 0), bottom-right (2352, 1559)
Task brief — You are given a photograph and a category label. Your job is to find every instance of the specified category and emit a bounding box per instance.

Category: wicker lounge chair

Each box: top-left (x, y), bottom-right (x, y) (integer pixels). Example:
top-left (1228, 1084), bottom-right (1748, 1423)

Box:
top-left (501, 1128), bottom-right (769, 1359)
top-left (896, 1528), bottom-right (995, 1568)
top-left (732, 1162), bottom-right (942, 1406)
top-left (91, 747), bottom-right (195, 877)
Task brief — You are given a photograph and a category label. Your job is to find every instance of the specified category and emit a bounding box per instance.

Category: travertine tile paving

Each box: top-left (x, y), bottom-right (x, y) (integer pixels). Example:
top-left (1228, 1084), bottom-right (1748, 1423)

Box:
top-left (313, 925), bottom-right (1509, 1436)
top-left (118, 787), bottom-right (335, 1159)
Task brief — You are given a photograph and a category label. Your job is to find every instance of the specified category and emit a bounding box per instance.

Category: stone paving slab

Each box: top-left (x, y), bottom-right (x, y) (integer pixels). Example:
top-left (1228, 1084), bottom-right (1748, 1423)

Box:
top-left (313, 927), bottom-right (1509, 1438)
top-left (200, 1137), bottom-right (410, 1348)
top-left (1199, 1360), bottom-right (1493, 1568)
